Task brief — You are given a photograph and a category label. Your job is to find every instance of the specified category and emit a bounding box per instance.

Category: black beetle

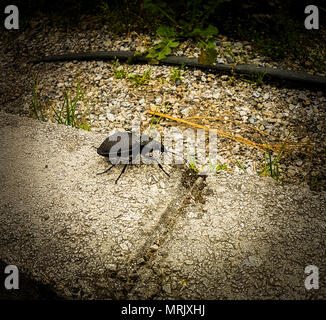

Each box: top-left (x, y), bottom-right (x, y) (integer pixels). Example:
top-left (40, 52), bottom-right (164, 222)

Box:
top-left (96, 131), bottom-right (171, 183)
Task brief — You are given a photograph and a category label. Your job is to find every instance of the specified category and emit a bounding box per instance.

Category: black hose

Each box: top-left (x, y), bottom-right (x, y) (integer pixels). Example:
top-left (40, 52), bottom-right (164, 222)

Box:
top-left (32, 51), bottom-right (326, 90)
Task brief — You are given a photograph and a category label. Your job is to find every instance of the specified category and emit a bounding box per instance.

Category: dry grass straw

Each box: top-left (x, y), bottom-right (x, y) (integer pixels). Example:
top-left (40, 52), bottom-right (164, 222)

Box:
top-left (147, 111), bottom-right (312, 155)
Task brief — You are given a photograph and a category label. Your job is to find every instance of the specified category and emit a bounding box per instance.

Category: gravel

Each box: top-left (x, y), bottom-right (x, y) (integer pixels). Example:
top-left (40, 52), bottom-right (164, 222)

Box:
top-left (3, 53), bottom-right (324, 189)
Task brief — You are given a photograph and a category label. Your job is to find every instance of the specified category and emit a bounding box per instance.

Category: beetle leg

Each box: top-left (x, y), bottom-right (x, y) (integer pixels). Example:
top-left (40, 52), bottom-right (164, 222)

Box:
top-left (155, 161), bottom-right (170, 177)
top-left (97, 164), bottom-right (115, 175)
top-left (141, 154), bottom-right (170, 177)
top-left (150, 157), bottom-right (170, 177)
top-left (115, 164), bottom-right (128, 184)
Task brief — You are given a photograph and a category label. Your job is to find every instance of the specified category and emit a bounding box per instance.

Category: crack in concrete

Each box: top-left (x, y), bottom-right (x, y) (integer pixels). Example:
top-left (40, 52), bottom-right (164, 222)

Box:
top-left (116, 173), bottom-right (207, 299)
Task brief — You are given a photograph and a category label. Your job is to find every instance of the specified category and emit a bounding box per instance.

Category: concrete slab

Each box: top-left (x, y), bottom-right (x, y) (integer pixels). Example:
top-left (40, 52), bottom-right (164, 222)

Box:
top-left (0, 111), bottom-right (186, 299)
top-left (131, 174), bottom-right (326, 299)
top-left (1, 111), bottom-right (325, 300)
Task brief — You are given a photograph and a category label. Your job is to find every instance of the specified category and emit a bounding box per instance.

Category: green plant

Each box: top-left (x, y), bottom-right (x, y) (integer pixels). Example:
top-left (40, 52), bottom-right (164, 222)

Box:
top-left (113, 59), bottom-right (152, 87)
top-left (128, 69), bottom-right (151, 87)
top-left (115, 68), bottom-right (128, 79)
top-left (191, 25), bottom-right (219, 65)
top-left (78, 123), bottom-right (91, 131)
top-left (53, 87), bottom-right (78, 127)
top-left (198, 46), bottom-right (218, 65)
top-left (216, 163), bottom-right (228, 172)
top-left (146, 26), bottom-right (179, 63)
top-left (113, 59), bottom-right (128, 79)
top-left (30, 77), bottom-right (91, 130)
top-left (169, 65), bottom-right (183, 82)
top-left (255, 72), bottom-right (266, 86)
top-left (143, 1), bottom-right (220, 64)
top-left (235, 159), bottom-right (247, 173)
top-left (52, 80), bottom-right (91, 130)
top-left (192, 25), bottom-right (218, 49)
top-left (258, 146), bottom-right (285, 181)
top-left (31, 76), bottom-right (47, 122)
top-left (208, 158), bottom-right (227, 173)
top-left (240, 72), bottom-right (266, 86)
top-left (188, 156), bottom-right (198, 173)
top-left (149, 103), bottom-right (169, 131)
top-left (186, 151), bottom-right (199, 173)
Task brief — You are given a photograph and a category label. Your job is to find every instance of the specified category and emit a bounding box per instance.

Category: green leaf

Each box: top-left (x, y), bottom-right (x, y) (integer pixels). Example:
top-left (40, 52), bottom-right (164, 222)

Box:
top-left (189, 25), bottom-right (218, 38)
top-left (169, 40), bottom-right (179, 48)
top-left (78, 123), bottom-right (91, 131)
top-left (146, 39), bottom-right (179, 61)
top-left (158, 47), bottom-right (171, 60)
top-left (205, 25), bottom-right (218, 36)
top-left (157, 25), bottom-right (176, 38)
